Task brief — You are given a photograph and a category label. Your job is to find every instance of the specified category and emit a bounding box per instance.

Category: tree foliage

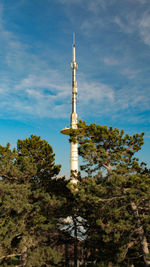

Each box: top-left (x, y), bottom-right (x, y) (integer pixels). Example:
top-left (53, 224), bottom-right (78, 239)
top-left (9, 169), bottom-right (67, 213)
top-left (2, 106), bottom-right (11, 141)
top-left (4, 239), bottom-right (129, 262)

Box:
top-left (0, 126), bottom-right (149, 267)
top-left (70, 120), bottom-right (144, 175)
top-left (0, 135), bottom-right (64, 266)
top-left (0, 135), bottom-right (61, 184)
top-left (70, 121), bottom-right (150, 266)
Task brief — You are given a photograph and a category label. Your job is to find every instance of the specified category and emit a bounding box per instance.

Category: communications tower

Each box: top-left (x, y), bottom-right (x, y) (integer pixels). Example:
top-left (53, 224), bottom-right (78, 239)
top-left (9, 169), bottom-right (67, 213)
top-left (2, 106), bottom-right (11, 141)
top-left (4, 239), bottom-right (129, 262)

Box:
top-left (61, 35), bottom-right (78, 175)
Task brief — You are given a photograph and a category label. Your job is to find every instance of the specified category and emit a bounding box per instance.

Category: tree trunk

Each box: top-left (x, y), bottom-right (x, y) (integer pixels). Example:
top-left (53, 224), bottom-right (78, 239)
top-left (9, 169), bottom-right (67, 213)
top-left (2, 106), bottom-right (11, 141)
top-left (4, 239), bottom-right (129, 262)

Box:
top-left (65, 242), bottom-right (69, 267)
top-left (131, 201), bottom-right (150, 266)
top-left (73, 216), bottom-right (78, 267)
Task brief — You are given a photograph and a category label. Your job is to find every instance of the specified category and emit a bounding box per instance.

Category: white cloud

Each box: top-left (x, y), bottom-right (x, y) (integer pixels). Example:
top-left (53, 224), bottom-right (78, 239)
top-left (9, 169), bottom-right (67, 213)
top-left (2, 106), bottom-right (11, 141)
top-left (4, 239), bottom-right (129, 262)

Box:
top-left (58, 0), bottom-right (106, 11)
top-left (58, 0), bottom-right (150, 48)
top-left (7, 74), bottom-right (115, 119)
top-left (0, 1), bottom-right (149, 125)
top-left (114, 7), bottom-right (150, 47)
top-left (77, 79), bottom-right (150, 121)
top-left (77, 79), bottom-right (115, 117)
top-left (139, 11), bottom-right (150, 46)
top-left (11, 72), bottom-right (71, 118)
top-left (121, 68), bottom-right (140, 79)
top-left (0, 4), bottom-right (70, 119)
top-left (0, 7), bottom-right (116, 120)
top-left (80, 17), bottom-right (104, 36)
top-left (79, 80), bottom-right (114, 104)
top-left (114, 16), bottom-right (134, 34)
top-left (104, 57), bottom-right (120, 66)
top-left (114, 85), bottom-right (150, 112)
top-left (87, 0), bottom-right (106, 13)
top-left (58, 0), bottom-right (106, 36)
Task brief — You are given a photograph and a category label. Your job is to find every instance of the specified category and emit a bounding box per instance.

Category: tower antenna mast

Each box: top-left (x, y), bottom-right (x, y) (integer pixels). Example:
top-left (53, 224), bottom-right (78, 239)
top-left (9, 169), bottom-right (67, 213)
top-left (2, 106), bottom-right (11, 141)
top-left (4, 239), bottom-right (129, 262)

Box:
top-left (73, 32), bottom-right (75, 45)
top-left (61, 34), bottom-right (78, 177)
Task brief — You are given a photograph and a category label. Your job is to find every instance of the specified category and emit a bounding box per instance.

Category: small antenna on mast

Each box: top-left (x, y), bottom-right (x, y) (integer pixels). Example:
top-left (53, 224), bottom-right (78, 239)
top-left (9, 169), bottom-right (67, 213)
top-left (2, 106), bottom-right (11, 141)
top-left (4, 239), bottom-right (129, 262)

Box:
top-left (73, 32), bottom-right (75, 46)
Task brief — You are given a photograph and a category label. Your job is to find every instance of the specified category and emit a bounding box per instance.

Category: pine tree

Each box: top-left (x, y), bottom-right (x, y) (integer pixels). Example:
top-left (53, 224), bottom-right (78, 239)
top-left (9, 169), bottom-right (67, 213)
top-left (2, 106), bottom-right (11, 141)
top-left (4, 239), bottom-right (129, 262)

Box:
top-left (0, 135), bottom-right (65, 266)
top-left (70, 121), bottom-right (150, 266)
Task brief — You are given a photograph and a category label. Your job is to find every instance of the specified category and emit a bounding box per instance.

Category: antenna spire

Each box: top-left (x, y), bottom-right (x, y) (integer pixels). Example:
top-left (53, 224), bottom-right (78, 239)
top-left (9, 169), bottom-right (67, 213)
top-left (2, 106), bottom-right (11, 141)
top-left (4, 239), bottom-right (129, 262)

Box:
top-left (73, 32), bottom-right (75, 46)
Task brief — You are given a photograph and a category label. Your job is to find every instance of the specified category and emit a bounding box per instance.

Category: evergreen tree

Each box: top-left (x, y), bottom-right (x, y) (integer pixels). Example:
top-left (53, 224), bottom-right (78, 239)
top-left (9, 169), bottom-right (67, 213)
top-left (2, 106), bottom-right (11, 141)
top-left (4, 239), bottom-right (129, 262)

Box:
top-left (70, 121), bottom-right (150, 266)
top-left (0, 135), bottom-right (61, 184)
top-left (0, 135), bottom-right (64, 266)
top-left (70, 120), bottom-right (144, 176)
top-left (0, 128), bottom-right (149, 266)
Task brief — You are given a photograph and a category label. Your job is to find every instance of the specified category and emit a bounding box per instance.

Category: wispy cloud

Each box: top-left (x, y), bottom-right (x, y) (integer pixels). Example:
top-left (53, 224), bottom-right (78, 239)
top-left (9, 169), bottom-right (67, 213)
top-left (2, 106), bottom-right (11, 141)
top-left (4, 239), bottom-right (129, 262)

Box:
top-left (87, 0), bottom-right (106, 13)
top-left (58, 0), bottom-right (107, 36)
top-left (4, 73), bottom-right (115, 119)
top-left (113, 5), bottom-right (150, 47)
top-left (79, 80), bottom-right (114, 104)
top-left (77, 75), bottom-right (150, 122)
top-left (139, 11), bottom-right (150, 46)
top-left (114, 17), bottom-right (133, 34)
top-left (77, 80), bottom-right (115, 118)
top-left (121, 68), bottom-right (140, 79)
top-left (0, 0), bottom-right (149, 126)
top-left (80, 18), bottom-right (104, 36)
top-left (104, 57), bottom-right (120, 66)
top-left (114, 85), bottom-right (150, 112)
top-left (0, 2), bottom-right (115, 120)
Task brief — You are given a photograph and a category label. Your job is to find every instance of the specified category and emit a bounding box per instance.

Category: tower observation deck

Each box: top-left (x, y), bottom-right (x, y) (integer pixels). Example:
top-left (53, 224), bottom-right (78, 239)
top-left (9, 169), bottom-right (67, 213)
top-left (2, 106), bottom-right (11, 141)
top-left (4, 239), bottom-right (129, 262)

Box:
top-left (61, 36), bottom-right (78, 174)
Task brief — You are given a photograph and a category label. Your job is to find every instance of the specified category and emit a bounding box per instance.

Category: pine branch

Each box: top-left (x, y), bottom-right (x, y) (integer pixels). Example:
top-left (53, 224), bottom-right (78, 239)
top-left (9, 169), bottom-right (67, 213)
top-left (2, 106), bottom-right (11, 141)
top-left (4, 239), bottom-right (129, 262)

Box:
top-left (0, 173), bottom-right (19, 181)
top-left (98, 196), bottom-right (125, 202)
top-left (0, 253), bottom-right (21, 260)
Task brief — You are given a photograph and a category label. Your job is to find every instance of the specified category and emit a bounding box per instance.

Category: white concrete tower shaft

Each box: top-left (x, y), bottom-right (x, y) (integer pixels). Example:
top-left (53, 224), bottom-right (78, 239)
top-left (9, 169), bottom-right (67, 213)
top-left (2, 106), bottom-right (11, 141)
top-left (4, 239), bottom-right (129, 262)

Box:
top-left (70, 35), bottom-right (78, 173)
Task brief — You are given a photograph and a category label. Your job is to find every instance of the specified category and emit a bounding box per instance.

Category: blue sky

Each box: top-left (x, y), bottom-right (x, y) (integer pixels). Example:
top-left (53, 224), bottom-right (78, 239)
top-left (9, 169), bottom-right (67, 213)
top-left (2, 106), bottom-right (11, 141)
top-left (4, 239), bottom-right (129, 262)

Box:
top-left (0, 0), bottom-right (150, 176)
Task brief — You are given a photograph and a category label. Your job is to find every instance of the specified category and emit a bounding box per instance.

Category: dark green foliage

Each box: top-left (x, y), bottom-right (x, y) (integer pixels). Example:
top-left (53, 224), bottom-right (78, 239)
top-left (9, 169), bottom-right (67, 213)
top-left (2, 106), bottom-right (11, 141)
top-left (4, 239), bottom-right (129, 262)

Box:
top-left (17, 135), bottom-right (61, 184)
top-left (0, 181), bottom-right (64, 265)
top-left (0, 135), bottom-right (63, 266)
top-left (0, 127), bottom-right (149, 267)
top-left (69, 121), bottom-right (150, 266)
top-left (26, 247), bottom-right (62, 267)
top-left (70, 120), bottom-right (144, 176)
top-left (75, 169), bottom-right (150, 266)
top-left (0, 135), bottom-right (61, 184)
